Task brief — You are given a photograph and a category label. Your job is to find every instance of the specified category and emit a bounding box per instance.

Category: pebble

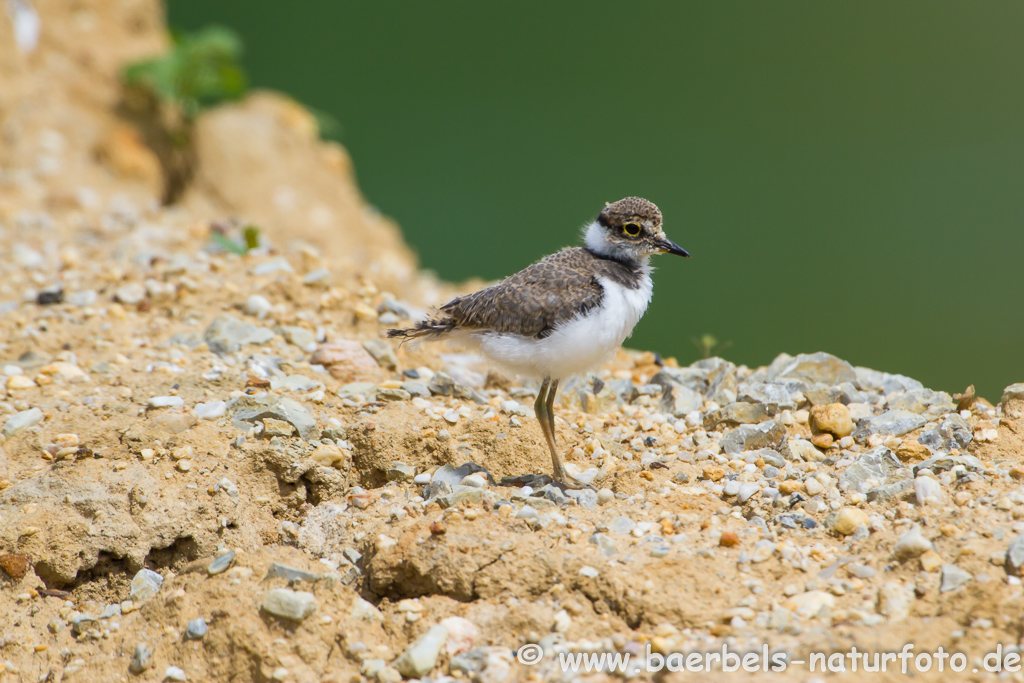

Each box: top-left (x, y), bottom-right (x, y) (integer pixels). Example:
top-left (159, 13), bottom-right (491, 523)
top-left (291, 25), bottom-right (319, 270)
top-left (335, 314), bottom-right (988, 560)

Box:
top-left (229, 394), bottom-right (318, 441)
top-left (252, 256), bottom-right (294, 275)
top-left (597, 488), bottom-right (614, 505)
top-left (203, 314), bottom-right (275, 355)
top-left (393, 625), bottom-right (448, 678)
top-left (852, 410), bottom-right (928, 444)
top-left (784, 590), bottom-right (835, 618)
top-left (809, 403), bottom-right (855, 437)
top-left (515, 506), bottom-right (538, 520)
top-left (207, 551), bottom-right (235, 575)
top-left (721, 422), bottom-right (786, 457)
top-left (185, 618), bottom-right (207, 640)
top-left (195, 401), bottom-right (227, 420)
top-left (914, 476), bottom-right (942, 506)
top-left (940, 564), bottom-right (972, 592)
top-left (129, 569), bottom-right (164, 602)
top-left (362, 339), bottom-right (399, 371)
top-left (737, 482), bottom-right (760, 503)
top-left (609, 516), bottom-right (636, 534)
top-left (114, 282), bottom-right (146, 305)
top-left (1005, 535), bottom-right (1024, 576)
top-left (6, 374), bottom-right (36, 390)
top-left (893, 526), bottom-right (932, 561)
top-left (832, 507), bottom-right (868, 536)
top-left (129, 644), bottom-right (153, 674)
top-left (165, 665), bottom-right (187, 681)
top-left (148, 396), bottom-right (184, 409)
top-left (877, 582), bottom-right (912, 621)
top-left (2, 408), bottom-right (42, 437)
top-left (261, 588), bottom-right (317, 621)
top-left (244, 294), bottom-right (273, 318)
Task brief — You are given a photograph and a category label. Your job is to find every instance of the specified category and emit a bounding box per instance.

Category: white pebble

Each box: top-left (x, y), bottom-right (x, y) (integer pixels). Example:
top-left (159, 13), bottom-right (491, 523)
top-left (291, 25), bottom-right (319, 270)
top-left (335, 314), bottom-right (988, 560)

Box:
top-left (147, 396), bottom-right (184, 409)
top-left (245, 294), bottom-right (273, 319)
top-left (194, 401), bottom-right (226, 420)
top-left (515, 505), bottom-right (538, 519)
top-left (442, 409), bottom-right (459, 425)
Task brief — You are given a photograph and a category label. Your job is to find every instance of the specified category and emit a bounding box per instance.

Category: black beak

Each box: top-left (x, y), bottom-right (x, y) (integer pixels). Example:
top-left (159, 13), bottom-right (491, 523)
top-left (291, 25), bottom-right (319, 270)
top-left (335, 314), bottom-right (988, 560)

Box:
top-left (655, 238), bottom-right (691, 258)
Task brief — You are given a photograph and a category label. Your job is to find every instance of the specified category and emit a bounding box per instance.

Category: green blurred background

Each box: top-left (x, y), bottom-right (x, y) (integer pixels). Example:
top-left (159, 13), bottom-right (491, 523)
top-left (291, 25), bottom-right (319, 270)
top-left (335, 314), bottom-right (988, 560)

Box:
top-left (168, 1), bottom-right (1024, 401)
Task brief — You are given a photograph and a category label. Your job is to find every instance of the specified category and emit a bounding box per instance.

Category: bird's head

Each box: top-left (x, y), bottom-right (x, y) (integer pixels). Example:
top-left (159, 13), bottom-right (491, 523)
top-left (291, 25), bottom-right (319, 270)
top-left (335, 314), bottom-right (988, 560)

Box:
top-left (585, 197), bottom-right (690, 263)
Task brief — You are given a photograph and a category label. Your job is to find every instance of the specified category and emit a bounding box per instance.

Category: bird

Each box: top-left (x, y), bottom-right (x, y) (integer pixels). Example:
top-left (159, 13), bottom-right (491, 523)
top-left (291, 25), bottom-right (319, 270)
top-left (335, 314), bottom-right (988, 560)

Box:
top-left (388, 197), bottom-right (689, 488)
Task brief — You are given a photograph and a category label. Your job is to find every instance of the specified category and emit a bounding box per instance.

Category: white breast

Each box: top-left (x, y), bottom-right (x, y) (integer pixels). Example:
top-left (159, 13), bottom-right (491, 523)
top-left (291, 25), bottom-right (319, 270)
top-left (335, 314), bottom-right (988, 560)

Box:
top-left (465, 268), bottom-right (654, 381)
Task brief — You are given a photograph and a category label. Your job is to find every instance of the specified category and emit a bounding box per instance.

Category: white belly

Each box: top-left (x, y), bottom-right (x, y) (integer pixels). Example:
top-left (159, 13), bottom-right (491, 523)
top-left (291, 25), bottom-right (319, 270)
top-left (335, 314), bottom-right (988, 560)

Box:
top-left (463, 273), bottom-right (653, 381)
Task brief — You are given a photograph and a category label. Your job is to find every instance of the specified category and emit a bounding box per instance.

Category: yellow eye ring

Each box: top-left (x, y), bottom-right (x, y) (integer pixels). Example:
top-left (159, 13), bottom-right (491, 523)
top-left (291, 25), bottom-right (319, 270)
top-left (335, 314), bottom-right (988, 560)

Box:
top-left (622, 223), bottom-right (641, 237)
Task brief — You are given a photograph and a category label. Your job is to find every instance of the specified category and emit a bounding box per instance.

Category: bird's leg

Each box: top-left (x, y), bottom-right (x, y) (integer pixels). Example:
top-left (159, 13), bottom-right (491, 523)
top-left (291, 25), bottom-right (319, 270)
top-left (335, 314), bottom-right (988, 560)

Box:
top-left (543, 379), bottom-right (592, 490)
top-left (534, 377), bottom-right (564, 481)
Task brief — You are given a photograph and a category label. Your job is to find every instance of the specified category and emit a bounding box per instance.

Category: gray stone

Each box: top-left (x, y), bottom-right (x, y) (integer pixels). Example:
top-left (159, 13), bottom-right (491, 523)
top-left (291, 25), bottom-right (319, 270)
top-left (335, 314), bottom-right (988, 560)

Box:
top-left (590, 533), bottom-right (617, 555)
top-left (2, 407), bottom-right (42, 437)
top-left (203, 314), bottom-right (274, 355)
top-left (913, 453), bottom-right (986, 475)
top-left (704, 402), bottom-right (771, 429)
top-left (889, 388), bottom-right (956, 420)
top-left (229, 394), bottom-right (318, 440)
top-left (362, 339), bottom-right (398, 371)
top-left (720, 420), bottom-right (786, 455)
top-left (431, 463), bottom-right (493, 487)
top-left (650, 366), bottom-right (708, 393)
top-left (129, 643), bottom-right (153, 674)
top-left (129, 569), bottom-right (164, 602)
top-left (940, 564), bottom-right (972, 592)
top-left (1003, 383), bottom-right (1024, 404)
top-left (660, 384), bottom-right (703, 417)
top-left (737, 381), bottom-right (801, 411)
top-left (609, 516), bottom-right (637, 535)
top-left (185, 617), bottom-right (207, 640)
top-left (838, 382), bottom-right (866, 405)
top-left (252, 256), bottom-right (294, 275)
top-left (853, 367), bottom-right (923, 394)
top-left (747, 448), bottom-right (786, 468)
top-left (337, 382), bottom-right (376, 402)
top-left (277, 326), bottom-right (316, 349)
top-left (893, 526), bottom-right (932, 561)
top-left (1005, 535), bottom-right (1024, 576)
top-left (804, 385), bottom-right (841, 406)
top-left (427, 372), bottom-right (458, 396)
top-left (67, 289), bottom-right (98, 307)
top-left (914, 476), bottom-right (943, 506)
top-left (377, 387), bottom-right (411, 401)
top-left (400, 381), bottom-right (431, 398)
top-left (606, 378), bottom-right (639, 402)
top-left (387, 463), bottom-right (417, 482)
top-left (839, 446), bottom-right (903, 491)
top-left (114, 282), bottom-right (146, 305)
top-left (768, 352), bottom-right (856, 385)
top-left (98, 604), bottom-right (121, 619)
top-left (437, 485), bottom-right (498, 509)
top-left (564, 487), bottom-right (598, 510)
top-left (918, 415), bottom-right (973, 452)
top-left (852, 410), bottom-right (927, 444)
top-left (866, 480), bottom-right (913, 504)
top-left (394, 625), bottom-right (448, 678)
top-left (207, 551), bottom-right (235, 575)
top-left (262, 588), bottom-right (317, 621)
top-left (265, 562), bottom-right (320, 583)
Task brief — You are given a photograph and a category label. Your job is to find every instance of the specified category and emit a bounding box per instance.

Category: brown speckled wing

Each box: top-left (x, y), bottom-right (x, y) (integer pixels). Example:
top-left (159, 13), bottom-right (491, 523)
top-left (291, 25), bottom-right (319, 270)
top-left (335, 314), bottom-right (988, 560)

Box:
top-left (440, 248), bottom-right (607, 339)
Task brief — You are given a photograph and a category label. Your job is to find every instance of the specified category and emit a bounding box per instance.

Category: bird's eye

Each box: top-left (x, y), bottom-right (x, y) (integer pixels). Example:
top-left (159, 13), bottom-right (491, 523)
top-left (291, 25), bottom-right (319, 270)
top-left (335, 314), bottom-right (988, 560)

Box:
top-left (622, 223), bottom-right (641, 237)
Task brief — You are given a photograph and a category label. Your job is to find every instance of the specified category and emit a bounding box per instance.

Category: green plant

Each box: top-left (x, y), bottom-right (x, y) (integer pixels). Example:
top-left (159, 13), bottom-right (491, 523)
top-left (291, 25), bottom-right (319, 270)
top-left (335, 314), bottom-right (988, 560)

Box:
top-left (210, 225), bottom-right (262, 255)
top-left (692, 333), bottom-right (732, 359)
top-left (123, 26), bottom-right (248, 123)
